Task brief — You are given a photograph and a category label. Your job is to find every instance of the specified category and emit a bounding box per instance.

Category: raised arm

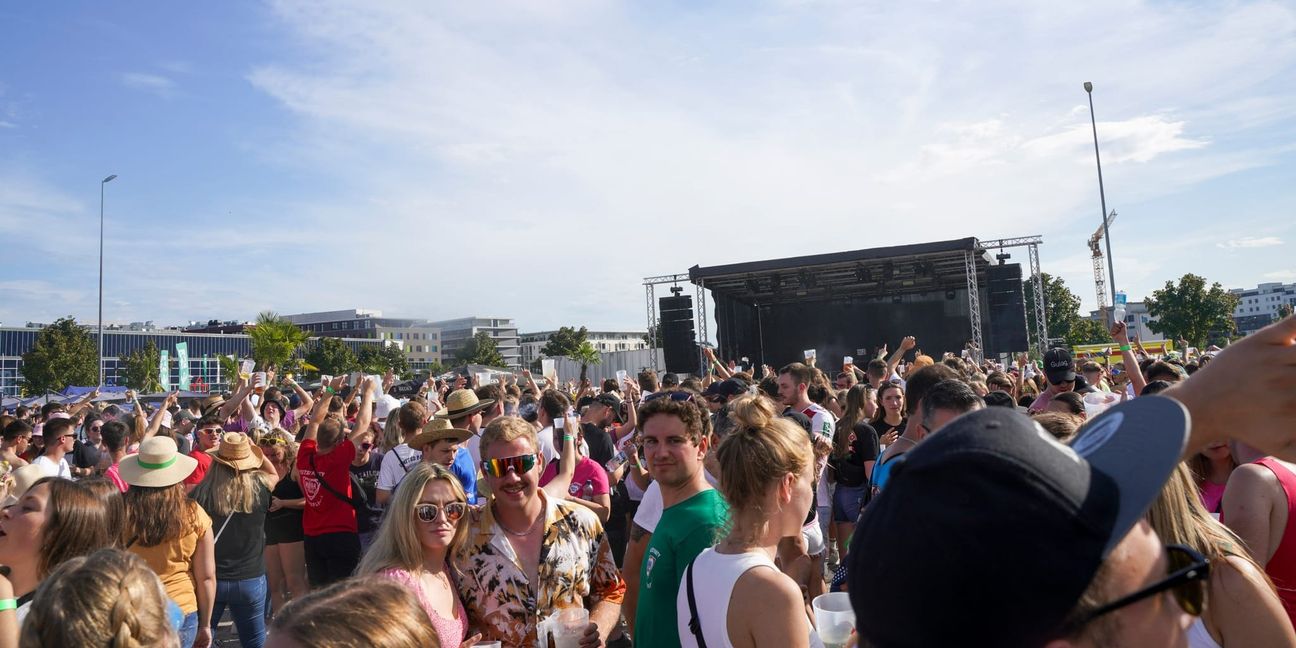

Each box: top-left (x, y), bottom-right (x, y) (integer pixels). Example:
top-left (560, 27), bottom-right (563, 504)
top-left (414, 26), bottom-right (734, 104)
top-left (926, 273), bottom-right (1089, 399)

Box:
top-left (218, 379), bottom-right (253, 422)
top-left (542, 414), bottom-right (579, 499)
top-left (301, 376), bottom-right (343, 444)
top-left (66, 387), bottom-right (100, 417)
top-left (703, 347), bottom-right (733, 379)
top-left (285, 375), bottom-right (314, 417)
top-left (1110, 322), bottom-right (1147, 396)
top-left (349, 376), bottom-right (376, 447)
top-left (143, 392), bottom-right (178, 442)
top-left (886, 336), bottom-right (917, 380)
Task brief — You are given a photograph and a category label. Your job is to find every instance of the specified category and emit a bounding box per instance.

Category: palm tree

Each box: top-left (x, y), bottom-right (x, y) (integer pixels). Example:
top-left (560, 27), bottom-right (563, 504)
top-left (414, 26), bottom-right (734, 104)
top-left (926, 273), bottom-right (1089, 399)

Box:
top-left (247, 311), bottom-right (308, 373)
top-left (571, 341), bottom-right (602, 384)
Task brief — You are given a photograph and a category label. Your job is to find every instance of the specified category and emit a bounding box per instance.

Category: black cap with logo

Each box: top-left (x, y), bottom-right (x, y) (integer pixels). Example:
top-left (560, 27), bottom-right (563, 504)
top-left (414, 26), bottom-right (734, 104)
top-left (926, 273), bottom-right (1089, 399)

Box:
top-left (1044, 347), bottom-right (1077, 384)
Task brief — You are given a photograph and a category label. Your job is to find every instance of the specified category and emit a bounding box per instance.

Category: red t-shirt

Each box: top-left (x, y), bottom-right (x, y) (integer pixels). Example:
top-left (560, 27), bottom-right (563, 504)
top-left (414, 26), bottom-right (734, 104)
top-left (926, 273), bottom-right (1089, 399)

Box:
top-left (540, 456), bottom-right (610, 497)
top-left (297, 439), bottom-right (358, 536)
top-left (183, 450), bottom-right (212, 486)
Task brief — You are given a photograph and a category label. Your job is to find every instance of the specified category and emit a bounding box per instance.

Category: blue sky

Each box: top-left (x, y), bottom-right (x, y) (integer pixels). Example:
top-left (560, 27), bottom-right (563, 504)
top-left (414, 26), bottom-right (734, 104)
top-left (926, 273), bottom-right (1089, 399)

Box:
top-left (2, 1), bottom-right (1294, 335)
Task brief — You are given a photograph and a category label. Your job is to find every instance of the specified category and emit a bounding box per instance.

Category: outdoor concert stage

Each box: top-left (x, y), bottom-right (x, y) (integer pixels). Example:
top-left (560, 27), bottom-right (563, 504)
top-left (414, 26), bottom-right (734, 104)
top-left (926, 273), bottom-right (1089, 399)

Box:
top-left (643, 236), bottom-right (1047, 374)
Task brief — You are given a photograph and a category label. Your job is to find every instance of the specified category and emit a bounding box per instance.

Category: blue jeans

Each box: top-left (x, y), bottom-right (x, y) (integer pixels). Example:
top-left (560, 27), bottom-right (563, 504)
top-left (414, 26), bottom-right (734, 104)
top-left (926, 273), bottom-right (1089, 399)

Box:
top-left (179, 611), bottom-right (198, 648)
top-left (211, 575), bottom-right (267, 648)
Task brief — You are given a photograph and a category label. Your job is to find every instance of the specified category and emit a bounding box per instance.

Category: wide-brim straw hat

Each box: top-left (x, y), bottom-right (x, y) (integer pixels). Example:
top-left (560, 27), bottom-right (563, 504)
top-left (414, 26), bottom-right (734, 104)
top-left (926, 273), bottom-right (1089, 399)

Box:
top-left (408, 417), bottom-right (473, 451)
top-left (3, 463), bottom-right (49, 508)
top-left (119, 437), bottom-right (198, 488)
top-left (443, 389), bottom-right (494, 419)
top-left (208, 432), bottom-right (264, 472)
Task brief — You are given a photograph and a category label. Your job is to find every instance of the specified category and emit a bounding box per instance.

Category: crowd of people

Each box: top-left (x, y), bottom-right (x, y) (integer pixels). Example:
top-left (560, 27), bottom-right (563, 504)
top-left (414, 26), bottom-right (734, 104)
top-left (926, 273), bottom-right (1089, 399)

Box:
top-left (1, 313), bottom-right (1296, 647)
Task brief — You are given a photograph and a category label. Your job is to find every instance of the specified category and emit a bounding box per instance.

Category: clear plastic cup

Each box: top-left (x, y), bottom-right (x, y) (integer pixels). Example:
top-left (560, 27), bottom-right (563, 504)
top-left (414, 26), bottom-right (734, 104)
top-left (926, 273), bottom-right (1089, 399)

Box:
top-left (813, 592), bottom-right (855, 648)
top-left (552, 607), bottom-right (588, 648)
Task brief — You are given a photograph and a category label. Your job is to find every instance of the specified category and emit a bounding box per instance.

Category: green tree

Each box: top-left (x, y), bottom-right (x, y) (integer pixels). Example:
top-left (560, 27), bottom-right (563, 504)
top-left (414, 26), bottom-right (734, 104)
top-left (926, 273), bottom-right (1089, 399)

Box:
top-left (305, 337), bottom-right (359, 377)
top-left (1068, 319), bottom-right (1111, 347)
top-left (247, 311), bottom-right (308, 372)
top-left (119, 340), bottom-right (164, 392)
top-left (456, 331), bottom-right (507, 367)
top-left (642, 325), bottom-right (664, 348)
top-left (1024, 273), bottom-right (1085, 348)
top-left (1145, 274), bottom-right (1239, 348)
top-left (571, 340), bottom-right (602, 383)
top-left (540, 326), bottom-right (589, 358)
top-left (20, 317), bottom-right (99, 395)
top-left (217, 354), bottom-right (241, 389)
top-left (358, 342), bottom-right (411, 376)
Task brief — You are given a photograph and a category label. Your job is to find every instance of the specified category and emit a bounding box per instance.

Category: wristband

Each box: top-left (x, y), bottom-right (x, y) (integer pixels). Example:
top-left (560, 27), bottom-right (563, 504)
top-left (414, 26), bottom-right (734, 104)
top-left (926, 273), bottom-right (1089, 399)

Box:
top-left (0, 598), bottom-right (16, 611)
top-left (1119, 345), bottom-right (1131, 352)
top-left (563, 434), bottom-right (575, 442)
top-left (325, 387), bottom-right (336, 395)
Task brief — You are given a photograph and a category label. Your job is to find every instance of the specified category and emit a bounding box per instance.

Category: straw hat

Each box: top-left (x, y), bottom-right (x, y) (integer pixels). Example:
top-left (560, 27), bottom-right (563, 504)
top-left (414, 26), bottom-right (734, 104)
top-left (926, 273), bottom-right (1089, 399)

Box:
top-left (408, 417), bottom-right (472, 451)
top-left (119, 437), bottom-right (198, 488)
top-left (208, 433), bottom-right (264, 472)
top-left (443, 389), bottom-right (494, 419)
top-left (3, 463), bottom-right (49, 508)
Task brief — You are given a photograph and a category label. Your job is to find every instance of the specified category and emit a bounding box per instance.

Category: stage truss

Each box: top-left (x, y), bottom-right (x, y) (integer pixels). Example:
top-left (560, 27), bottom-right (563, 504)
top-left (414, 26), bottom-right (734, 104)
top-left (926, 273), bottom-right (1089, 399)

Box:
top-left (642, 273), bottom-right (708, 374)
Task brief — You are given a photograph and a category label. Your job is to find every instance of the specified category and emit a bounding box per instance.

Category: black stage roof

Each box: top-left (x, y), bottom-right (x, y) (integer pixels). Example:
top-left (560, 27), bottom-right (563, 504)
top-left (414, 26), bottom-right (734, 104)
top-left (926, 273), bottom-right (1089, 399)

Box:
top-left (688, 237), bottom-right (997, 305)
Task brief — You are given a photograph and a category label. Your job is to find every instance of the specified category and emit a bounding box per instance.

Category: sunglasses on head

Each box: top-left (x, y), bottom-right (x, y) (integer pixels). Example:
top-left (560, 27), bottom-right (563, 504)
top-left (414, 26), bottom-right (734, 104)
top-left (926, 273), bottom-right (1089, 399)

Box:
top-left (1072, 544), bottom-right (1209, 629)
top-left (415, 502), bottom-right (468, 523)
top-left (259, 437), bottom-right (286, 446)
top-left (480, 453), bottom-right (538, 478)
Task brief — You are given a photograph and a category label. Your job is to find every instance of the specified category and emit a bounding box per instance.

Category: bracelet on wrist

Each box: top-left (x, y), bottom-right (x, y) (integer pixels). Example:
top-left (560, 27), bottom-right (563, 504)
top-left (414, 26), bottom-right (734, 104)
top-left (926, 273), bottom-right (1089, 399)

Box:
top-left (325, 387), bottom-right (336, 395)
top-left (1119, 345), bottom-right (1131, 352)
top-left (563, 434), bottom-right (575, 441)
top-left (0, 598), bottom-right (17, 612)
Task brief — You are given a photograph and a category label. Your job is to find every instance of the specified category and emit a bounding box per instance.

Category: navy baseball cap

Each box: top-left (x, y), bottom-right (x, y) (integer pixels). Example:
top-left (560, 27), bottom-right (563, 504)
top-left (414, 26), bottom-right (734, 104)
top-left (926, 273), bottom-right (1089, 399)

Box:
top-left (848, 397), bottom-right (1189, 647)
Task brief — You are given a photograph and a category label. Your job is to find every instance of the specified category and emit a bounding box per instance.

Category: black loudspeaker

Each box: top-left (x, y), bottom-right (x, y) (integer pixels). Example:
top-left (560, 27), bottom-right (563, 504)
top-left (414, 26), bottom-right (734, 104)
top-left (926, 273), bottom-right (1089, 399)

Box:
top-left (986, 264), bottom-right (1028, 356)
top-left (659, 295), bottom-right (698, 374)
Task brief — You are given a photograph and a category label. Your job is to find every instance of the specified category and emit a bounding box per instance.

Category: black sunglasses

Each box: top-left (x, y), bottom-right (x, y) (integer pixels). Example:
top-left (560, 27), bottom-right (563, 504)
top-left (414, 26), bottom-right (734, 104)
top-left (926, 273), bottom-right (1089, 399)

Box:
top-left (1072, 544), bottom-right (1209, 629)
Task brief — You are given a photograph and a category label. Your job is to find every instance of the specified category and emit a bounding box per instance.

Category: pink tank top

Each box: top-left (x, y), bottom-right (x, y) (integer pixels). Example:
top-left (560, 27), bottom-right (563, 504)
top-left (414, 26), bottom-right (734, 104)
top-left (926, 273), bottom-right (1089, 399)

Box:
top-left (380, 567), bottom-right (468, 647)
top-left (1253, 458), bottom-right (1296, 626)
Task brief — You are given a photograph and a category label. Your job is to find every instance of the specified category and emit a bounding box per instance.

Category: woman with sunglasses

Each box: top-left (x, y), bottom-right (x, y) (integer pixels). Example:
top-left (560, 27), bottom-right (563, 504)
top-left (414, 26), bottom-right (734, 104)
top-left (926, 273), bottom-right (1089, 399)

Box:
top-left (259, 429), bottom-right (309, 620)
top-left (1144, 464), bottom-right (1294, 647)
top-left (357, 462), bottom-right (476, 648)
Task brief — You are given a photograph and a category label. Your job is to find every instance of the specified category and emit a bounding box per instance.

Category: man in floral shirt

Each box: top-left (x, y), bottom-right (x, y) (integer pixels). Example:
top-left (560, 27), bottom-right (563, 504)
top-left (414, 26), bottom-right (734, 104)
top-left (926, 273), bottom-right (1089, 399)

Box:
top-left (456, 416), bottom-right (625, 648)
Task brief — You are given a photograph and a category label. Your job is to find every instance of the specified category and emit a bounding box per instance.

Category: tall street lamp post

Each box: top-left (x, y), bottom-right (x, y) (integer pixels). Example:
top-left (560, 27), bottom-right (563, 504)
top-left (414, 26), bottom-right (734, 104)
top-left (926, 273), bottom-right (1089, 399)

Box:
top-left (1083, 82), bottom-right (1118, 326)
top-left (99, 174), bottom-right (117, 386)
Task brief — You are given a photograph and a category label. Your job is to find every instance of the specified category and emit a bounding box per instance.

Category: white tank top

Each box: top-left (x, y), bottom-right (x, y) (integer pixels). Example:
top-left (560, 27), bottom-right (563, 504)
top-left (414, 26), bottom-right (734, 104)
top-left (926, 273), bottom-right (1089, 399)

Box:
top-left (1187, 618), bottom-right (1222, 648)
top-left (676, 547), bottom-right (825, 648)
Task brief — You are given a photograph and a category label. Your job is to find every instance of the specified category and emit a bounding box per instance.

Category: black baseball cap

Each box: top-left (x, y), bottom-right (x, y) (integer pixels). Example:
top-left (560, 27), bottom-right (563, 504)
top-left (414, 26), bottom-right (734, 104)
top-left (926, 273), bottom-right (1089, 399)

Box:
top-left (1044, 347), bottom-right (1076, 384)
top-left (704, 378), bottom-right (748, 399)
top-left (848, 397), bottom-right (1188, 647)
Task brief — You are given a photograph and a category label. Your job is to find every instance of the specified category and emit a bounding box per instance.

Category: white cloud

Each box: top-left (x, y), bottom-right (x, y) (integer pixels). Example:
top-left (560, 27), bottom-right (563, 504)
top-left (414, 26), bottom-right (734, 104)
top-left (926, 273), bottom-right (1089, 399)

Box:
top-left (1219, 236), bottom-right (1284, 250)
top-left (120, 72), bottom-right (176, 97)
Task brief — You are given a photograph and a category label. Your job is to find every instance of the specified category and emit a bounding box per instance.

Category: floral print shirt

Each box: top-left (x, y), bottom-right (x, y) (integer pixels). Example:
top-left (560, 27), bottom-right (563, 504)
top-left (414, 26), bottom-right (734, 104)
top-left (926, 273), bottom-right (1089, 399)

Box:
top-left (454, 491), bottom-right (626, 648)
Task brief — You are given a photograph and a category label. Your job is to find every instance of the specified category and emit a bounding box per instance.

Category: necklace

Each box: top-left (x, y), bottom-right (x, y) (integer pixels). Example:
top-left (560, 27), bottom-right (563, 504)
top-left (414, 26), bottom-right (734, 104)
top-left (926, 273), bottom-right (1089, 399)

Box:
top-left (496, 509), bottom-right (543, 538)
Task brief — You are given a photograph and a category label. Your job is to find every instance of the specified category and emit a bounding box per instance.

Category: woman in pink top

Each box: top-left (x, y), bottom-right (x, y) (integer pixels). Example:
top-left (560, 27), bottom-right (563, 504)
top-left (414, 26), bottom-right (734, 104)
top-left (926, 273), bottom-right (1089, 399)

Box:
top-left (1189, 441), bottom-right (1236, 517)
top-left (356, 462), bottom-right (476, 648)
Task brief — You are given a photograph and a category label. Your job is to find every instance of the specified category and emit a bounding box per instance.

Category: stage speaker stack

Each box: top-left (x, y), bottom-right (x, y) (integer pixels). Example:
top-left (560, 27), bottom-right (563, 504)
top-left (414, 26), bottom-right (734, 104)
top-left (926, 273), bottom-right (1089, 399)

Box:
top-left (659, 295), bottom-right (698, 374)
top-left (986, 264), bottom-right (1028, 356)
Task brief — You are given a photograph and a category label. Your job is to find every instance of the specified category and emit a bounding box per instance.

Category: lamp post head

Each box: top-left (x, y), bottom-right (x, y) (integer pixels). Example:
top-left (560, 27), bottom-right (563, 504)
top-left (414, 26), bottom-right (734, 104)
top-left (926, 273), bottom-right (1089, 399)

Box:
top-left (102, 174), bottom-right (117, 184)
top-left (1083, 82), bottom-right (1093, 93)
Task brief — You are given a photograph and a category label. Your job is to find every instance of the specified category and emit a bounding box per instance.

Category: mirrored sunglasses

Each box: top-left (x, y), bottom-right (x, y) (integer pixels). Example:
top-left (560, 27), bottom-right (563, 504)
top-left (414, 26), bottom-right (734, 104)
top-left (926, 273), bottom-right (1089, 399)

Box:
top-left (415, 502), bottom-right (468, 523)
top-left (480, 453), bottom-right (538, 478)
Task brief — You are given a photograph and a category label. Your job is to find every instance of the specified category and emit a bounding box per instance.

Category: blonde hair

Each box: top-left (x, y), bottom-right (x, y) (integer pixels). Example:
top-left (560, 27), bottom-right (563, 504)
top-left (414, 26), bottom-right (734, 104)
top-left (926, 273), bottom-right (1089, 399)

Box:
top-left (1147, 463), bottom-right (1271, 586)
top-left (357, 463), bottom-right (469, 577)
top-left (190, 458), bottom-right (273, 518)
top-left (381, 412), bottom-right (405, 453)
top-left (21, 548), bottom-right (180, 648)
top-left (716, 395), bottom-right (813, 539)
top-left (271, 576), bottom-right (439, 647)
top-left (480, 415), bottom-right (539, 459)
top-left (911, 354), bottom-right (935, 369)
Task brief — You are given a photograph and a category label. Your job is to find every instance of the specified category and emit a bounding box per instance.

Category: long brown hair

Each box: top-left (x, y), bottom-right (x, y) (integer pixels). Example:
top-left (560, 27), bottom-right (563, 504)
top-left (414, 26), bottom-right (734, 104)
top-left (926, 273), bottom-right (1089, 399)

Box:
top-left (33, 477), bottom-right (112, 577)
top-left (835, 384), bottom-right (871, 459)
top-left (121, 483), bottom-right (198, 548)
top-left (190, 461), bottom-right (273, 519)
top-left (870, 382), bottom-right (904, 426)
top-left (78, 477), bottom-right (125, 548)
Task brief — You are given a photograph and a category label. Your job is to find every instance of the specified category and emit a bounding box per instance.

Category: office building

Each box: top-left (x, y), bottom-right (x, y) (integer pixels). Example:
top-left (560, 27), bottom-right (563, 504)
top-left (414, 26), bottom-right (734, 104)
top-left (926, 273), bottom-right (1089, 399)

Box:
top-left (1231, 282), bottom-right (1296, 335)
top-left (429, 317), bottom-right (520, 368)
top-left (283, 309), bottom-right (443, 371)
top-left (520, 330), bottom-right (649, 366)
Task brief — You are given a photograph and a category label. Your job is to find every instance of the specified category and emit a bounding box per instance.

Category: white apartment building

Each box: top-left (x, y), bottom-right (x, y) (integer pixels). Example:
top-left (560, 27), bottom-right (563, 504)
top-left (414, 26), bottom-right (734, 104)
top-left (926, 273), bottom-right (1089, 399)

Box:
top-left (520, 330), bottom-right (648, 366)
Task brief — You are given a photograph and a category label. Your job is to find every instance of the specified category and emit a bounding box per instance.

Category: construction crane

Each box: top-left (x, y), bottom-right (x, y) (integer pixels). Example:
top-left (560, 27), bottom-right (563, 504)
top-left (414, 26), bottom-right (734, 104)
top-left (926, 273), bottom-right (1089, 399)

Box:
top-left (1088, 210), bottom-right (1117, 313)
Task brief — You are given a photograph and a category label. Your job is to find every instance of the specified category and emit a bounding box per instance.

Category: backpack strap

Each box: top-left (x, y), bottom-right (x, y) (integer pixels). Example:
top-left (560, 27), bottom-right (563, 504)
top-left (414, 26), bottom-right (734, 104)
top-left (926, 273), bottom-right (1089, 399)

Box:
top-left (685, 559), bottom-right (709, 648)
top-left (308, 452), bottom-right (355, 509)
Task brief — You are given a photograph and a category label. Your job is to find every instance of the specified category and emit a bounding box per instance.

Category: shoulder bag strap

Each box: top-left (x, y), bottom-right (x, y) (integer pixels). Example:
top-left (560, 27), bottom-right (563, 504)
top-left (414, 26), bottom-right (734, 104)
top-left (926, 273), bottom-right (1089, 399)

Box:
top-left (212, 514), bottom-right (234, 544)
top-left (308, 452), bottom-right (355, 509)
top-left (686, 559), bottom-right (709, 648)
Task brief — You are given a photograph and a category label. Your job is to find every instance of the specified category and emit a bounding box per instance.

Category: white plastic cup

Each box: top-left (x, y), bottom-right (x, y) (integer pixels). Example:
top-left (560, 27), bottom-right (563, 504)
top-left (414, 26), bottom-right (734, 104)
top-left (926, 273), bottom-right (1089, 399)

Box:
top-left (1083, 391), bottom-right (1120, 419)
top-left (552, 607), bottom-right (589, 648)
top-left (812, 592), bottom-right (855, 647)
